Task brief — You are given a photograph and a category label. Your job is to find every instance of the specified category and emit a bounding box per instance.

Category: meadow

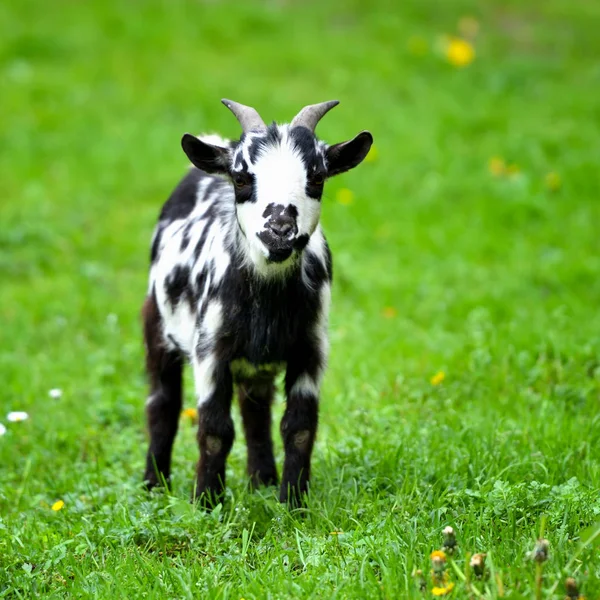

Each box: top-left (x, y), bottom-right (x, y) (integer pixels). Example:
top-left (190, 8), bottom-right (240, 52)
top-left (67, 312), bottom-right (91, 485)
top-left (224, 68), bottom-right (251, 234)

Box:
top-left (1, 0), bottom-right (600, 597)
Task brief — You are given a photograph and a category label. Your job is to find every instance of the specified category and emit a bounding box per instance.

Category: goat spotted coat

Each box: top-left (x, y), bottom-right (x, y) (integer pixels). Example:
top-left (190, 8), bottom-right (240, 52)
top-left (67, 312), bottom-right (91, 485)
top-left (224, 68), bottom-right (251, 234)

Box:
top-left (143, 99), bottom-right (372, 505)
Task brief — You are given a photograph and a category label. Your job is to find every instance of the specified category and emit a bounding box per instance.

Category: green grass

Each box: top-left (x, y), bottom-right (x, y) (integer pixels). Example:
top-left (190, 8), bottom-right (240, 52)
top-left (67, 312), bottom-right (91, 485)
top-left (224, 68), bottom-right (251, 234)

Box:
top-left (1, 0), bottom-right (600, 597)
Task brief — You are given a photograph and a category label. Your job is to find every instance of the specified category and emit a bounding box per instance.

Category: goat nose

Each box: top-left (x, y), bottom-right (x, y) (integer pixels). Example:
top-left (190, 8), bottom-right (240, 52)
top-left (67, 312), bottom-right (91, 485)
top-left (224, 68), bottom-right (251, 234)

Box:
top-left (269, 219), bottom-right (294, 237)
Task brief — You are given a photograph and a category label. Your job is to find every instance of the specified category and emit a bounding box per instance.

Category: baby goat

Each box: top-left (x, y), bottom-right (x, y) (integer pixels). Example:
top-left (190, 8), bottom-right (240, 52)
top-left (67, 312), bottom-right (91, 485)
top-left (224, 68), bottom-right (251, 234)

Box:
top-left (143, 99), bottom-right (373, 505)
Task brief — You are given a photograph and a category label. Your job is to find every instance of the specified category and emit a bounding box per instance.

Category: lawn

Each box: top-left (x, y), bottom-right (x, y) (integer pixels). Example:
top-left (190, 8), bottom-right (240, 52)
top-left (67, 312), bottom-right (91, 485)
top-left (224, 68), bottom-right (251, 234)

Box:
top-left (1, 0), bottom-right (600, 597)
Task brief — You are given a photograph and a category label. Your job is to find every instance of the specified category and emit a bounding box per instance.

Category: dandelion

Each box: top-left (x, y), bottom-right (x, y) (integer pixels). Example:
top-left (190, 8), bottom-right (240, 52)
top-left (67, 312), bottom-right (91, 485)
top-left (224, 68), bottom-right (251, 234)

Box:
top-left (432, 582), bottom-right (455, 596)
top-left (182, 408), bottom-right (198, 423)
top-left (458, 16), bottom-right (480, 39)
top-left (412, 568), bottom-right (427, 592)
top-left (470, 553), bottom-right (486, 579)
top-left (442, 526), bottom-right (457, 554)
top-left (531, 538), bottom-right (549, 600)
top-left (430, 371), bottom-right (445, 386)
top-left (407, 36), bottom-right (428, 56)
top-left (7, 411), bottom-right (29, 422)
top-left (532, 538), bottom-right (549, 563)
top-left (430, 550), bottom-right (454, 594)
top-left (430, 550), bottom-right (447, 574)
top-left (336, 188), bottom-right (354, 205)
top-left (382, 307), bottom-right (397, 319)
top-left (445, 37), bottom-right (475, 67)
top-left (545, 172), bottom-right (561, 191)
top-left (49, 388), bottom-right (63, 399)
top-left (0, 423), bottom-right (6, 436)
top-left (488, 156), bottom-right (506, 176)
top-left (51, 500), bottom-right (65, 511)
top-left (565, 577), bottom-right (584, 600)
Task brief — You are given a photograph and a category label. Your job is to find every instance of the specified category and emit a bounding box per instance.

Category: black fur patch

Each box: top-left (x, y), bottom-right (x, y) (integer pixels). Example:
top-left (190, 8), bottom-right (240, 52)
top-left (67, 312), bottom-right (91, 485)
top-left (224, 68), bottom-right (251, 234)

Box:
top-left (208, 258), bottom-right (326, 367)
top-left (238, 378), bottom-right (278, 488)
top-left (234, 153), bottom-right (247, 170)
top-left (159, 168), bottom-right (205, 222)
top-left (262, 203), bottom-right (298, 220)
top-left (192, 218), bottom-right (213, 262)
top-left (164, 264), bottom-right (190, 309)
top-left (293, 234), bottom-right (310, 251)
top-left (180, 220), bottom-right (195, 251)
top-left (150, 227), bottom-right (163, 263)
top-left (233, 174), bottom-right (255, 204)
top-left (248, 137), bottom-right (263, 164)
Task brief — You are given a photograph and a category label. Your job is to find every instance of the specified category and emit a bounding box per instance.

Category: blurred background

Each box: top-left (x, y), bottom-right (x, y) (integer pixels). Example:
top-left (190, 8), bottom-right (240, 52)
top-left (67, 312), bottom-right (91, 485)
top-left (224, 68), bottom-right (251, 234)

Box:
top-left (1, 0), bottom-right (599, 519)
top-left (2, 0), bottom-right (600, 595)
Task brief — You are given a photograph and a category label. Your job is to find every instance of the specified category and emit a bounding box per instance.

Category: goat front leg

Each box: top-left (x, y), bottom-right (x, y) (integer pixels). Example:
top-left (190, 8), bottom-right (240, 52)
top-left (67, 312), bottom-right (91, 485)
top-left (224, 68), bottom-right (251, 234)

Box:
top-left (238, 376), bottom-right (278, 488)
top-left (280, 356), bottom-right (322, 506)
top-left (193, 353), bottom-right (234, 506)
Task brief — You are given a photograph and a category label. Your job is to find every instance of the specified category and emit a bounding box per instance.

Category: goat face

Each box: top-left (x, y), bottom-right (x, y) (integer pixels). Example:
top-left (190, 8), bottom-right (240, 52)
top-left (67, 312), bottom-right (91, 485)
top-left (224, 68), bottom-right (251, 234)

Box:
top-left (230, 125), bottom-right (326, 264)
top-left (181, 100), bottom-right (373, 270)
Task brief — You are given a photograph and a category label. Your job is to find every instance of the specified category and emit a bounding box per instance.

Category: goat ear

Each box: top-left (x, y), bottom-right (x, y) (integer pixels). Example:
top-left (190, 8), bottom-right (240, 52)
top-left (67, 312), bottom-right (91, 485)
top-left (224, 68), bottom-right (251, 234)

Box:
top-left (181, 134), bottom-right (230, 174)
top-left (326, 131), bottom-right (373, 177)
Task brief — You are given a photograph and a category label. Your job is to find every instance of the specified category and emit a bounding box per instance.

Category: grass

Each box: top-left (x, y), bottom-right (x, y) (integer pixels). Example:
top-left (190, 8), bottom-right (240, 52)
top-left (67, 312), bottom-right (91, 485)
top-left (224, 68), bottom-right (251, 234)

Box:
top-left (1, 0), bottom-right (600, 597)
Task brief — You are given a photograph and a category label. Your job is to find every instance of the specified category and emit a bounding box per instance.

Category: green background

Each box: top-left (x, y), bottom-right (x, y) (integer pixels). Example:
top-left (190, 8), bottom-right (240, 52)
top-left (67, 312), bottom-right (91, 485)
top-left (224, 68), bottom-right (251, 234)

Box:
top-left (1, 0), bottom-right (599, 597)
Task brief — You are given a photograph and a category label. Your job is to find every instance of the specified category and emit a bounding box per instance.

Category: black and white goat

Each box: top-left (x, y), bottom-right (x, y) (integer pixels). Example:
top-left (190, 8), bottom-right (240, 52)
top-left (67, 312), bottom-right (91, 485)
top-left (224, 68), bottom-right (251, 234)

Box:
top-left (143, 99), bottom-right (373, 505)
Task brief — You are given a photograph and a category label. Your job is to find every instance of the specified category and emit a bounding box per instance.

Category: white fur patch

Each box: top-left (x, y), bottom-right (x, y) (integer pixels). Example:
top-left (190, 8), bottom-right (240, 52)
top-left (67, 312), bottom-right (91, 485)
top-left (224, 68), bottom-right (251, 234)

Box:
top-left (194, 354), bottom-right (218, 406)
top-left (290, 373), bottom-right (320, 399)
top-left (314, 282), bottom-right (331, 386)
top-left (153, 221), bottom-right (197, 351)
top-left (196, 133), bottom-right (231, 148)
top-left (193, 301), bottom-right (223, 406)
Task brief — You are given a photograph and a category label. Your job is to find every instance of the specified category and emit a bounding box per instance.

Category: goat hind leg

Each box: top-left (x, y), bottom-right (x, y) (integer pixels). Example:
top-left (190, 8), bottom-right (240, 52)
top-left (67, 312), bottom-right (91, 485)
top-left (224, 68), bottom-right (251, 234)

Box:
top-left (142, 294), bottom-right (183, 489)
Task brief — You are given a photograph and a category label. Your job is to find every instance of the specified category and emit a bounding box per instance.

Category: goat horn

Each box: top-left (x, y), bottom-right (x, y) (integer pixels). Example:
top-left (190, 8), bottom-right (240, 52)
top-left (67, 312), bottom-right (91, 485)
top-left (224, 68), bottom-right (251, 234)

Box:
top-left (290, 100), bottom-right (340, 132)
top-left (221, 99), bottom-right (267, 133)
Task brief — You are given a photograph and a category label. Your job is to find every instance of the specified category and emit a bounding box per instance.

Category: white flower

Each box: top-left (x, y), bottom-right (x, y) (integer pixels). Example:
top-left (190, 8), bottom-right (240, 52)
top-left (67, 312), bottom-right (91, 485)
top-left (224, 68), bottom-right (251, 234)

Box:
top-left (49, 388), bottom-right (63, 399)
top-left (7, 411), bottom-right (29, 422)
top-left (0, 423), bottom-right (6, 436)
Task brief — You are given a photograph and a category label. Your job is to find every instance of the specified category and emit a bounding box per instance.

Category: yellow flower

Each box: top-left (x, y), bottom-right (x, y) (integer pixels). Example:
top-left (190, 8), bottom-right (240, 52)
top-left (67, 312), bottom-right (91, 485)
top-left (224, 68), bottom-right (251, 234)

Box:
top-left (488, 156), bottom-right (505, 176)
top-left (430, 371), bottom-right (445, 386)
top-left (506, 163), bottom-right (520, 176)
top-left (51, 500), bottom-right (65, 511)
top-left (458, 16), bottom-right (480, 38)
top-left (382, 307), bottom-right (397, 319)
top-left (432, 582), bottom-right (455, 596)
top-left (545, 171), bottom-right (561, 191)
top-left (182, 408), bottom-right (198, 423)
top-left (364, 144), bottom-right (379, 163)
top-left (445, 37), bottom-right (475, 67)
top-left (430, 550), bottom-right (447, 561)
top-left (407, 36), bottom-right (428, 56)
top-left (336, 188), bottom-right (354, 205)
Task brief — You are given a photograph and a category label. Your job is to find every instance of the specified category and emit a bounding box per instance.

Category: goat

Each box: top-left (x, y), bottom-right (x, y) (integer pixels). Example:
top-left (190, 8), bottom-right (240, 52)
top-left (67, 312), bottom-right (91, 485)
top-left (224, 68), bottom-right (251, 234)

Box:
top-left (143, 99), bottom-right (373, 505)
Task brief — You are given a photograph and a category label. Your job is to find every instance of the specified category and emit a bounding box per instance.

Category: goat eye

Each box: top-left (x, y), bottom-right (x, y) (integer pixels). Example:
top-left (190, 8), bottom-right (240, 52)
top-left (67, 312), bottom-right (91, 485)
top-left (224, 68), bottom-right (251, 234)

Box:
top-left (311, 174), bottom-right (324, 185)
top-left (233, 174), bottom-right (249, 188)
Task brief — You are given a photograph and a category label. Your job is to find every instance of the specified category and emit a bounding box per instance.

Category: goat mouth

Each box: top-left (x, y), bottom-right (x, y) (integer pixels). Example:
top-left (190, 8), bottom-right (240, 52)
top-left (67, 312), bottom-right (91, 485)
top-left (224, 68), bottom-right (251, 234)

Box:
top-left (267, 247), bottom-right (294, 263)
top-left (257, 231), bottom-right (295, 263)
